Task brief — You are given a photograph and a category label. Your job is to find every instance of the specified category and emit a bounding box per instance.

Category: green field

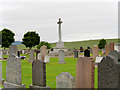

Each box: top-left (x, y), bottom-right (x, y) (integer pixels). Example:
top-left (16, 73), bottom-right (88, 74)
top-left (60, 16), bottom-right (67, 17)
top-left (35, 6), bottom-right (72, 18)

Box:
top-left (1, 57), bottom-right (98, 88)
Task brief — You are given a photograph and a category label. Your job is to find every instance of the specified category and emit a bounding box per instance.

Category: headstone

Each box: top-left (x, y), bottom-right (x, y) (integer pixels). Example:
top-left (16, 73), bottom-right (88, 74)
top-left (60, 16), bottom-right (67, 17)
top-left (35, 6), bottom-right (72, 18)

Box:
top-left (41, 45), bottom-right (47, 61)
top-left (28, 49), bottom-right (35, 62)
top-left (92, 45), bottom-right (99, 59)
top-left (0, 63), bottom-right (2, 84)
top-left (9, 45), bottom-right (18, 57)
top-left (105, 45), bottom-right (110, 56)
top-left (4, 45), bottom-right (25, 88)
top-left (38, 53), bottom-right (41, 60)
top-left (56, 72), bottom-right (75, 88)
top-left (109, 50), bottom-right (120, 62)
top-left (110, 43), bottom-right (114, 51)
top-left (18, 50), bottom-right (20, 57)
top-left (95, 56), bottom-right (103, 67)
top-left (114, 43), bottom-right (120, 53)
top-left (76, 57), bottom-right (95, 88)
top-left (58, 50), bottom-right (66, 64)
top-left (0, 50), bottom-right (2, 59)
top-left (29, 60), bottom-right (49, 89)
top-left (80, 47), bottom-right (84, 52)
top-left (84, 49), bottom-right (90, 57)
top-left (44, 55), bottom-right (50, 63)
top-left (98, 56), bottom-right (120, 88)
top-left (74, 49), bottom-right (78, 58)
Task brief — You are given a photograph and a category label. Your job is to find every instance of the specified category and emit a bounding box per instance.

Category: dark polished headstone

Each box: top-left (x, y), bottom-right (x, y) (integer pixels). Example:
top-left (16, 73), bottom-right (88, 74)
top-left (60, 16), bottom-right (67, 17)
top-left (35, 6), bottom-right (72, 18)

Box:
top-left (84, 49), bottom-right (90, 57)
top-left (74, 50), bottom-right (78, 58)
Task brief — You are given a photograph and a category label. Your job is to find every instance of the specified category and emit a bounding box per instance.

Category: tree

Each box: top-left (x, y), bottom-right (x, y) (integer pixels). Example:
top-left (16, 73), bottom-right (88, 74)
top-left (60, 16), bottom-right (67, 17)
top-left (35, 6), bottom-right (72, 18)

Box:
top-left (37, 41), bottom-right (52, 49)
top-left (98, 39), bottom-right (107, 49)
top-left (22, 31), bottom-right (40, 49)
top-left (1, 28), bottom-right (15, 49)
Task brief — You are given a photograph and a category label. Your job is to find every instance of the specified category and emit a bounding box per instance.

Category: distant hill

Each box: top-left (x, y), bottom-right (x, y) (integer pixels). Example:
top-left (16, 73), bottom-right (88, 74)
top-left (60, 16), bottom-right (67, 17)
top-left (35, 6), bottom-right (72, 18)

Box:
top-left (15, 38), bottom-right (119, 50)
top-left (12, 41), bottom-right (23, 45)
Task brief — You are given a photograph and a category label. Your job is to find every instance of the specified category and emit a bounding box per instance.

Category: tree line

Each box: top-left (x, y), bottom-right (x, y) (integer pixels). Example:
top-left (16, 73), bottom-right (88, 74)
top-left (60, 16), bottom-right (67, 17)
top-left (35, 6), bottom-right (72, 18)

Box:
top-left (0, 28), bottom-right (51, 49)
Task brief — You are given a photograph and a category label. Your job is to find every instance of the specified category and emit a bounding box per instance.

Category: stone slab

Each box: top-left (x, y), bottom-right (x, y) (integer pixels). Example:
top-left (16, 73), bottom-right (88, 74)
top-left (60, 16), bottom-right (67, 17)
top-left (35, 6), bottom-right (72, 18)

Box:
top-left (76, 57), bottom-right (95, 88)
top-left (32, 60), bottom-right (46, 87)
top-left (56, 72), bottom-right (75, 88)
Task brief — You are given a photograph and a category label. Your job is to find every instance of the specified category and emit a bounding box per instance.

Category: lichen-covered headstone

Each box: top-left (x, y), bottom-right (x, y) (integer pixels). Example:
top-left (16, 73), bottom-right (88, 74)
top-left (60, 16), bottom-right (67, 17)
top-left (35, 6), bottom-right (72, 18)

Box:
top-left (56, 72), bottom-right (75, 88)
top-left (28, 49), bottom-right (35, 62)
top-left (98, 56), bottom-right (120, 88)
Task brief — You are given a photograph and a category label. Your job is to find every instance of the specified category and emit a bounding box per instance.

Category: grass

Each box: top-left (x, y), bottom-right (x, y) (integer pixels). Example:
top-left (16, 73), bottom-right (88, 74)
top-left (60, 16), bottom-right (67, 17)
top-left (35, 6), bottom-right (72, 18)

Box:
top-left (1, 57), bottom-right (98, 88)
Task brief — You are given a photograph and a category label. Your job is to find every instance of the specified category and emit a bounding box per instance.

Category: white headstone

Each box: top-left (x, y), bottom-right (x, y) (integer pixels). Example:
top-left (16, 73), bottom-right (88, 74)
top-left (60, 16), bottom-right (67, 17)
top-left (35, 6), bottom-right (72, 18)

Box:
top-left (95, 56), bottom-right (103, 67)
top-left (114, 43), bottom-right (120, 53)
top-left (38, 53), bottom-right (41, 60)
top-left (44, 55), bottom-right (50, 63)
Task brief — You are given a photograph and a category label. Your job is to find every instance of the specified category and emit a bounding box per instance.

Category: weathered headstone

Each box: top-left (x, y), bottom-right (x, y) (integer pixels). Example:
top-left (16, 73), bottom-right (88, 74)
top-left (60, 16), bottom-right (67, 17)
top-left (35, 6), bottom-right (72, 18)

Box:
top-left (98, 56), bottom-right (120, 88)
top-left (84, 49), bottom-right (90, 57)
top-left (110, 43), bottom-right (114, 51)
top-left (29, 60), bottom-right (49, 89)
top-left (4, 45), bottom-right (25, 88)
top-left (58, 50), bottom-right (66, 64)
top-left (76, 57), bottom-right (95, 88)
top-left (56, 72), bottom-right (75, 88)
top-left (74, 49), bottom-right (78, 58)
top-left (28, 49), bottom-right (35, 62)
top-left (38, 53), bottom-right (41, 61)
top-left (44, 55), bottom-right (50, 63)
top-left (105, 45), bottom-right (110, 56)
top-left (0, 63), bottom-right (2, 84)
top-left (92, 45), bottom-right (99, 59)
top-left (41, 45), bottom-right (47, 61)
top-left (109, 50), bottom-right (120, 62)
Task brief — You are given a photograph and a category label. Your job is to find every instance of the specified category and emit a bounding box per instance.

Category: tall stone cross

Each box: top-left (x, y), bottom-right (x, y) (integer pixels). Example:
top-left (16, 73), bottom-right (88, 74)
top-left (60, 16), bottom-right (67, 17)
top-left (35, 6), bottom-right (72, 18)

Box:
top-left (57, 18), bottom-right (63, 42)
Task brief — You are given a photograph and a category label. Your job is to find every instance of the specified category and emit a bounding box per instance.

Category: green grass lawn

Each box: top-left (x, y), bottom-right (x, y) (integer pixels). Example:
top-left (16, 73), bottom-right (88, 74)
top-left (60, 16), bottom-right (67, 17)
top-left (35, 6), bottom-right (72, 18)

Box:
top-left (1, 57), bottom-right (98, 88)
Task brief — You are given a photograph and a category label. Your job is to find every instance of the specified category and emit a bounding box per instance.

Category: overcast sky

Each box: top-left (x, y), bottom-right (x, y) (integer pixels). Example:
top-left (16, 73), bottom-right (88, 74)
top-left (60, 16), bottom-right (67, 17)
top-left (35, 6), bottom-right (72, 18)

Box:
top-left (0, 0), bottom-right (119, 43)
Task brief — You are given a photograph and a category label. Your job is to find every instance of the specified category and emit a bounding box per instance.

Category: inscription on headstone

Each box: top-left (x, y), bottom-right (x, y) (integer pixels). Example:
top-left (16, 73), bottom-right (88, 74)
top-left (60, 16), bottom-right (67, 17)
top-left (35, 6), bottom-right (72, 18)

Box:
top-left (56, 72), bottom-right (75, 88)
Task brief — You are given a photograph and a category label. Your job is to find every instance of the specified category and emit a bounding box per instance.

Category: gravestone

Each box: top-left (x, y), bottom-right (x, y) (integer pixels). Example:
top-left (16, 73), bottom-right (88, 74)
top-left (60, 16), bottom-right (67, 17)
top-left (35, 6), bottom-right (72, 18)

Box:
top-left (41, 45), bottom-right (47, 61)
top-left (110, 43), bottom-right (114, 51)
top-left (28, 49), bottom-right (35, 62)
top-left (76, 57), bottom-right (95, 88)
top-left (38, 53), bottom-right (41, 60)
top-left (74, 49), bottom-right (78, 58)
top-left (95, 56), bottom-right (103, 67)
top-left (105, 45), bottom-right (110, 56)
top-left (92, 45), bottom-right (99, 59)
top-left (29, 60), bottom-right (49, 89)
top-left (4, 45), bottom-right (25, 88)
top-left (56, 72), bottom-right (75, 88)
top-left (18, 50), bottom-right (20, 57)
top-left (58, 50), bottom-right (66, 64)
top-left (0, 50), bottom-right (2, 59)
top-left (109, 50), bottom-right (120, 62)
top-left (0, 63), bottom-right (2, 84)
top-left (44, 55), bottom-right (50, 63)
top-left (84, 49), bottom-right (90, 57)
top-left (80, 47), bottom-right (84, 52)
top-left (98, 56), bottom-right (120, 88)
top-left (114, 43), bottom-right (120, 53)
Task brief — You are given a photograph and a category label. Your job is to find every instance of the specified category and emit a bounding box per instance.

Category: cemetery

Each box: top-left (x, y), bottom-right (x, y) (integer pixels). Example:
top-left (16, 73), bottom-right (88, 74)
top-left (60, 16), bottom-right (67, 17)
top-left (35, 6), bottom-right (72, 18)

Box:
top-left (0, 1), bottom-right (120, 89)
top-left (0, 18), bottom-right (120, 89)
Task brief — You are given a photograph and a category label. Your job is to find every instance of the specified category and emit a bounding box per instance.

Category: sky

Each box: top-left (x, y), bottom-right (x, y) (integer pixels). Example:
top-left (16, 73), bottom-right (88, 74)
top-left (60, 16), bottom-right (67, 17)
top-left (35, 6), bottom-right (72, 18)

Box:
top-left (0, 0), bottom-right (119, 43)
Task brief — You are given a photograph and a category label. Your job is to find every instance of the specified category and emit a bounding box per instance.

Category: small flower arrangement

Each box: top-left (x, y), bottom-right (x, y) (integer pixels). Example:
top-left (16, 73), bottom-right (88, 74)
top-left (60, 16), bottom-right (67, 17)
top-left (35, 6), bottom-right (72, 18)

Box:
top-left (20, 56), bottom-right (26, 60)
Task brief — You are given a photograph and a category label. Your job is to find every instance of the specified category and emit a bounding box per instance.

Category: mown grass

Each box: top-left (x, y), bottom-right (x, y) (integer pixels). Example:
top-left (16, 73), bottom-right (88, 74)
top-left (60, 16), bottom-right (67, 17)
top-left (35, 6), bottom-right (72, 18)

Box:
top-left (1, 57), bottom-right (98, 88)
